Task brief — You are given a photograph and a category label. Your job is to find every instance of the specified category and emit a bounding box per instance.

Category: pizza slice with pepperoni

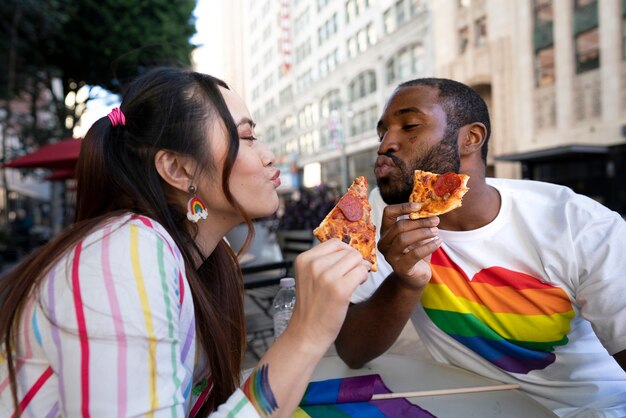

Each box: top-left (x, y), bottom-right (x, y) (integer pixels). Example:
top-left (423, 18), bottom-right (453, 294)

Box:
top-left (409, 170), bottom-right (470, 219)
top-left (313, 176), bottom-right (377, 272)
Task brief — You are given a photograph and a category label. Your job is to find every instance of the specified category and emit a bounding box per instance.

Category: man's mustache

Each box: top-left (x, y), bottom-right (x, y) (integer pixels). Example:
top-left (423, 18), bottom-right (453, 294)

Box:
top-left (380, 151), bottom-right (405, 168)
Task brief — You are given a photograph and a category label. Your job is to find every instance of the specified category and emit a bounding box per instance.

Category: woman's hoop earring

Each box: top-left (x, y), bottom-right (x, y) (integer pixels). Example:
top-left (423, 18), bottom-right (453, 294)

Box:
top-left (186, 185), bottom-right (208, 223)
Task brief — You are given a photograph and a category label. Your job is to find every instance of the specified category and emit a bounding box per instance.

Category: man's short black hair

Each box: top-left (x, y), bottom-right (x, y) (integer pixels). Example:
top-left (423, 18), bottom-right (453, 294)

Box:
top-left (398, 78), bottom-right (491, 162)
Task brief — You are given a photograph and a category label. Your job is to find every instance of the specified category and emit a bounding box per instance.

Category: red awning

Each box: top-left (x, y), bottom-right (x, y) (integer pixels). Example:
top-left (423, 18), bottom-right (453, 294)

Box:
top-left (44, 168), bottom-right (76, 181)
top-left (3, 137), bottom-right (81, 170)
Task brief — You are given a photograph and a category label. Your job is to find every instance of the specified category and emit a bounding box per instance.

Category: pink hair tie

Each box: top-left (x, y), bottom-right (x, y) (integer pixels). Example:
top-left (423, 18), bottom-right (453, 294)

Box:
top-left (107, 107), bottom-right (126, 127)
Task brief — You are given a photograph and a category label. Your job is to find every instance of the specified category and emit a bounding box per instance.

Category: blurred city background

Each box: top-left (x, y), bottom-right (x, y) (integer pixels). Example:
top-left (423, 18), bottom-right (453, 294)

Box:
top-left (1, 0), bottom-right (625, 276)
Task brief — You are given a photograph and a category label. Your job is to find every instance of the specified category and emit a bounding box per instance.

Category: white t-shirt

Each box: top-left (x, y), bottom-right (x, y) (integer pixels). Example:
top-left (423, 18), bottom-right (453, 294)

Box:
top-left (353, 178), bottom-right (626, 416)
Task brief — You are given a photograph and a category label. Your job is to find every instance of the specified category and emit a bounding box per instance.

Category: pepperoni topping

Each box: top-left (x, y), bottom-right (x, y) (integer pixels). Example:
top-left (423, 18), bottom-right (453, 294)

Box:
top-left (337, 194), bottom-right (363, 221)
top-left (433, 172), bottom-right (461, 197)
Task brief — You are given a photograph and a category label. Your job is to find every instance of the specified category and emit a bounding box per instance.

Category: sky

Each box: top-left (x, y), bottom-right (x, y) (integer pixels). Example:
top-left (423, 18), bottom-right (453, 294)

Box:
top-left (192, 0), bottom-right (225, 77)
top-left (74, 0), bottom-right (222, 138)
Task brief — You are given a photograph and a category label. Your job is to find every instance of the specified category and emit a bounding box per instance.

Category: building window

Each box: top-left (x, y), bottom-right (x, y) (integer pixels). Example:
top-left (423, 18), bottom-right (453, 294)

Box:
top-left (533, 0), bottom-right (554, 86)
top-left (318, 13), bottom-right (338, 45)
top-left (349, 70), bottom-right (377, 101)
top-left (575, 28), bottom-right (600, 73)
top-left (265, 126), bottom-right (276, 144)
top-left (572, 0), bottom-right (598, 73)
top-left (386, 44), bottom-right (425, 84)
top-left (535, 46), bottom-right (555, 86)
top-left (298, 103), bottom-right (315, 129)
top-left (475, 17), bottom-right (487, 48)
top-left (318, 49), bottom-right (339, 78)
top-left (279, 86), bottom-right (293, 104)
top-left (395, 0), bottom-right (406, 26)
top-left (533, 0), bottom-right (554, 51)
top-left (346, 0), bottom-right (370, 23)
top-left (357, 27), bottom-right (368, 52)
top-left (409, 0), bottom-right (424, 16)
top-left (383, 8), bottom-right (396, 34)
top-left (295, 38), bottom-right (312, 63)
top-left (459, 26), bottom-right (469, 54)
top-left (294, 7), bottom-right (310, 36)
top-left (346, 0), bottom-right (357, 23)
top-left (281, 115), bottom-right (296, 135)
top-left (317, 0), bottom-right (330, 11)
top-left (347, 36), bottom-right (358, 58)
top-left (534, 0), bottom-right (553, 24)
top-left (320, 90), bottom-right (341, 120)
top-left (296, 69), bottom-right (314, 92)
top-left (349, 106), bottom-right (378, 136)
top-left (367, 22), bottom-right (377, 46)
top-left (347, 23), bottom-right (376, 58)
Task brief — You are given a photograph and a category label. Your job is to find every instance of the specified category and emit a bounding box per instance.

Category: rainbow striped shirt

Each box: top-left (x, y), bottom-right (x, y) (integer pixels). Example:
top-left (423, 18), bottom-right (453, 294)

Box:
top-left (0, 214), bottom-right (260, 417)
top-left (355, 179), bottom-right (626, 413)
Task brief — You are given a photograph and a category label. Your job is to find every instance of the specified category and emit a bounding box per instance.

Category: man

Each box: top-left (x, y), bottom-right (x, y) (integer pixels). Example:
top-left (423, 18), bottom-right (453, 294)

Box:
top-left (335, 78), bottom-right (626, 416)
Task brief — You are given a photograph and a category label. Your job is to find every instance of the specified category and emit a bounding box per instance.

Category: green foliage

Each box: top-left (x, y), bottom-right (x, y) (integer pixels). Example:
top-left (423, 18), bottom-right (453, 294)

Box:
top-left (0, 0), bottom-right (197, 141)
top-left (0, 0), bottom-right (71, 98)
top-left (49, 0), bottom-right (197, 92)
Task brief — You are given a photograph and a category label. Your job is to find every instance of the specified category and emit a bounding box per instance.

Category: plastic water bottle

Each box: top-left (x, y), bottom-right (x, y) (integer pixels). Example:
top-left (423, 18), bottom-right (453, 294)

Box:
top-left (272, 277), bottom-right (296, 339)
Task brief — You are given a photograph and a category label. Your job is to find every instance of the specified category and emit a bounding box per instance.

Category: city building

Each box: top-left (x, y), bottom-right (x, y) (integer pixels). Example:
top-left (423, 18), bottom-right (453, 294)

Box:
top-left (432, 0), bottom-right (626, 213)
top-left (192, 0), bottom-right (247, 96)
top-left (243, 0), bottom-right (432, 192)
top-left (225, 0), bottom-right (625, 213)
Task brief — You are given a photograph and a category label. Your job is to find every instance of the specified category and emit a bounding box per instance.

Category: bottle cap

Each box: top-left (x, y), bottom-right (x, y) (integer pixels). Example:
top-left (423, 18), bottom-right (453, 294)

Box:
top-left (280, 277), bottom-right (295, 287)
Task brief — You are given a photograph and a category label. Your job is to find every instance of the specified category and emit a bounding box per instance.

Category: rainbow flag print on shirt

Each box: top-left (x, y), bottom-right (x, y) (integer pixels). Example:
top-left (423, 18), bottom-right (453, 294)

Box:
top-left (293, 374), bottom-right (436, 417)
top-left (421, 248), bottom-right (575, 374)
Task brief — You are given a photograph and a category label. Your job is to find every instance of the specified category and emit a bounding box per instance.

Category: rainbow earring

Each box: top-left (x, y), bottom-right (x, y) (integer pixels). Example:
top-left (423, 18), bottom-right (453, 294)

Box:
top-left (186, 185), bottom-right (208, 223)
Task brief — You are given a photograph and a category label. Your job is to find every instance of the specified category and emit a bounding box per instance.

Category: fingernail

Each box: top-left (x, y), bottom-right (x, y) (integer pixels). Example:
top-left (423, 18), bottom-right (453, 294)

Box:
top-left (430, 227), bottom-right (438, 234)
top-left (410, 203), bottom-right (421, 210)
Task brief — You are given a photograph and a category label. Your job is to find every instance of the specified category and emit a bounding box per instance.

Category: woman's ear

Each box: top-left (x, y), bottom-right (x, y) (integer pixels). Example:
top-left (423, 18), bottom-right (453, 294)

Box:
top-left (154, 150), bottom-right (195, 193)
top-left (459, 122), bottom-right (486, 156)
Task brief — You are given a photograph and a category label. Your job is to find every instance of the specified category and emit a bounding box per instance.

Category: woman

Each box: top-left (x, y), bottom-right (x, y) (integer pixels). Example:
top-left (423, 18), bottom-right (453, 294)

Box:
top-left (0, 68), bottom-right (371, 417)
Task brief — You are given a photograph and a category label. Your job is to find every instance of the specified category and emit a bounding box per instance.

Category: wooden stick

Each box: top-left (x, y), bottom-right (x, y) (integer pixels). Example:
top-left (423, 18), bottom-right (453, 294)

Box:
top-left (371, 383), bottom-right (520, 400)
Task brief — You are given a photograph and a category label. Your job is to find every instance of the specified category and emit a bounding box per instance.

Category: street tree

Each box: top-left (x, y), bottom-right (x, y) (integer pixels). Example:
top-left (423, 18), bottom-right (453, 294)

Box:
top-left (0, 0), bottom-right (197, 227)
top-left (1, 0), bottom-right (197, 146)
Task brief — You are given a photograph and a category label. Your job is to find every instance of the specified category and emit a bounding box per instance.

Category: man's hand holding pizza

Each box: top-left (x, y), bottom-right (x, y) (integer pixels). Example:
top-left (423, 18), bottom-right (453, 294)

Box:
top-left (377, 202), bottom-right (441, 291)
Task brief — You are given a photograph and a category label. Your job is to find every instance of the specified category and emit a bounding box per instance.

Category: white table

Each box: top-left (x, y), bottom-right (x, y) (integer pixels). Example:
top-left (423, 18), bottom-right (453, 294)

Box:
top-left (310, 355), bottom-right (557, 417)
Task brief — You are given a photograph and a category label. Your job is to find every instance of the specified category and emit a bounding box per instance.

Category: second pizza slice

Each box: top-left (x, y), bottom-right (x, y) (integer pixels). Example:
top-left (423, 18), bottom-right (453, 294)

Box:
top-left (313, 176), bottom-right (377, 272)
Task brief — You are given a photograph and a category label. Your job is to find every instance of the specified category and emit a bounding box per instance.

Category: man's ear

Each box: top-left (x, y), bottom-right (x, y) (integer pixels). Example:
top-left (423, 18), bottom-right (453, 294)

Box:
top-left (154, 150), bottom-right (195, 193)
top-left (459, 122), bottom-right (486, 157)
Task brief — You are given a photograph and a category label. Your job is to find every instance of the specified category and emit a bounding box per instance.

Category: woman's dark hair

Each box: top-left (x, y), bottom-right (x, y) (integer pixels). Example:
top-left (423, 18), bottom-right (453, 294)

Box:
top-left (0, 67), bottom-right (254, 415)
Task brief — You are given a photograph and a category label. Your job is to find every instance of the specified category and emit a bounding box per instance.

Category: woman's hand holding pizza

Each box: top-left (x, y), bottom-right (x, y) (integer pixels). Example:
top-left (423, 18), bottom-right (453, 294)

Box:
top-left (377, 202), bottom-right (442, 290)
top-left (284, 239), bottom-right (371, 351)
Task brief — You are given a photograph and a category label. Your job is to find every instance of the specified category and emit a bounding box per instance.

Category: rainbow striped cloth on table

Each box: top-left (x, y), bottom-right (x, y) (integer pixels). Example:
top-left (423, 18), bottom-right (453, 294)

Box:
top-left (293, 374), bottom-right (436, 417)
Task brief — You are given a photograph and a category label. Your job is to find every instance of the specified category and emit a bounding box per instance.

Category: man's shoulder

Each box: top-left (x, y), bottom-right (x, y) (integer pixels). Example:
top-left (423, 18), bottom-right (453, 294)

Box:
top-left (488, 177), bottom-right (623, 222)
top-left (487, 177), bottom-right (579, 202)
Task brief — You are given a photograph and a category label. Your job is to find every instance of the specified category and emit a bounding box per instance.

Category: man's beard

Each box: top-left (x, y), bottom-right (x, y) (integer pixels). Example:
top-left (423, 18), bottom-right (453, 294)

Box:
top-left (377, 127), bottom-right (461, 204)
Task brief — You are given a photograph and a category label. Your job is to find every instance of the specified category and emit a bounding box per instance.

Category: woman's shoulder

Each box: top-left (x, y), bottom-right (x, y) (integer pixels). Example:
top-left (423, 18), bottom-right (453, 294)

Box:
top-left (100, 213), bottom-right (182, 256)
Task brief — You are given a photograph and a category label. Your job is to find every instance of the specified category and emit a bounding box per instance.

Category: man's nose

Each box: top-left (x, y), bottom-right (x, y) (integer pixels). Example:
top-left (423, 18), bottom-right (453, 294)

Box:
top-left (377, 130), bottom-right (400, 155)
